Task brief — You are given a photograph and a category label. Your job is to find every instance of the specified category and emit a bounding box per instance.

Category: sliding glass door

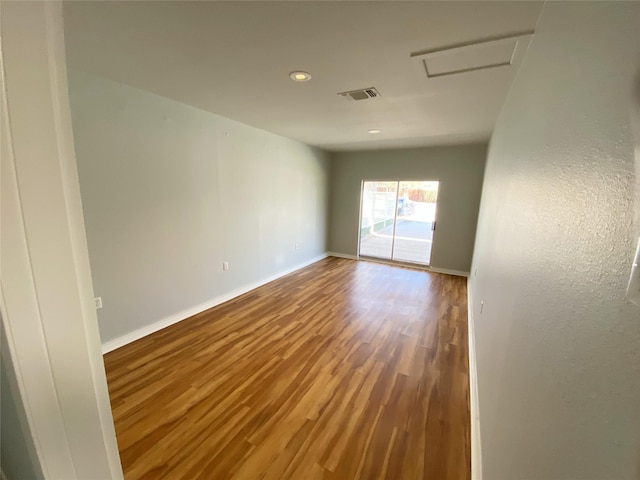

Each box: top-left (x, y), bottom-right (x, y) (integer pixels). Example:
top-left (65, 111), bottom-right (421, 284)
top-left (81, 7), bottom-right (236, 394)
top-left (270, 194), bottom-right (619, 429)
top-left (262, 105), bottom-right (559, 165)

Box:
top-left (358, 180), bottom-right (439, 266)
top-left (359, 181), bottom-right (398, 259)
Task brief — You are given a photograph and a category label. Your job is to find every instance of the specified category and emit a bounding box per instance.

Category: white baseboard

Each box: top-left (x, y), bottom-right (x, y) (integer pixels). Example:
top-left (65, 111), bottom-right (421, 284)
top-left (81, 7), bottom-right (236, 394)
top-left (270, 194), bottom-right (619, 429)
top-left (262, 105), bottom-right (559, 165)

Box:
top-left (467, 281), bottom-right (483, 480)
top-left (328, 253), bottom-right (469, 278)
top-left (429, 266), bottom-right (469, 277)
top-left (327, 251), bottom-right (358, 260)
top-left (101, 253), bottom-right (329, 354)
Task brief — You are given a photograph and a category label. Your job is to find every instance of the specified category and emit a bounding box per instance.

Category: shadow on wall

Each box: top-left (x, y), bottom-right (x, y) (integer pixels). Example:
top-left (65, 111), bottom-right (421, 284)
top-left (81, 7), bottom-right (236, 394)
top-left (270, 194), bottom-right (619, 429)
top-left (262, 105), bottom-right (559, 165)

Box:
top-left (634, 67), bottom-right (640, 480)
top-left (1, 325), bottom-right (42, 479)
top-left (633, 68), bottom-right (640, 231)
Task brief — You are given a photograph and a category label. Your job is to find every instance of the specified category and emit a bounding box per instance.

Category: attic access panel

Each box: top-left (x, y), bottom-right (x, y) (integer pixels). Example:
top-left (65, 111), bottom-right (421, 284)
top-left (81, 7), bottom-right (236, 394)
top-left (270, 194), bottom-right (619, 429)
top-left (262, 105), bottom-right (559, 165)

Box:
top-left (411, 33), bottom-right (534, 78)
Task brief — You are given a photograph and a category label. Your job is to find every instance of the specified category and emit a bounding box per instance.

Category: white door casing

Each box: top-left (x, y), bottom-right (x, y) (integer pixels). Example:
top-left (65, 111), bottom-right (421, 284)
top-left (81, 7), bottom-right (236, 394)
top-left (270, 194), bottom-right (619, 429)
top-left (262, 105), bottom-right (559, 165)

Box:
top-left (1, 2), bottom-right (123, 478)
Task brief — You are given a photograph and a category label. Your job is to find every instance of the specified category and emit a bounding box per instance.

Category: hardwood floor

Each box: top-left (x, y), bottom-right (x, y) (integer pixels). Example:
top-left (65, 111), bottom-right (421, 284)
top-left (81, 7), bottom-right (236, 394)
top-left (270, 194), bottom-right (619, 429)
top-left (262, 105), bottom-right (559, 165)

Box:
top-left (104, 257), bottom-right (470, 480)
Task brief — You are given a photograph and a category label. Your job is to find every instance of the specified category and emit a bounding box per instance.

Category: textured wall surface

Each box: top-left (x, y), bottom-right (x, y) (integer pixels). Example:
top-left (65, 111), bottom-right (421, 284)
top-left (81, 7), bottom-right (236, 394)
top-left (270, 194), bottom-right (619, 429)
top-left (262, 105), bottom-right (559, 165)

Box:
top-left (329, 145), bottom-right (486, 273)
top-left (470, 2), bottom-right (640, 478)
top-left (69, 71), bottom-right (330, 344)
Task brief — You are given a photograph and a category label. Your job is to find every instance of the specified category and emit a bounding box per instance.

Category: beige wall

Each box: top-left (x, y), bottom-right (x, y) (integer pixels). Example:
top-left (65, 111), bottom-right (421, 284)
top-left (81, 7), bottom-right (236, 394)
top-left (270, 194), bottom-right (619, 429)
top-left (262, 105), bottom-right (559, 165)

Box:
top-left (69, 71), bottom-right (330, 345)
top-left (329, 144), bottom-right (487, 273)
top-left (470, 2), bottom-right (640, 478)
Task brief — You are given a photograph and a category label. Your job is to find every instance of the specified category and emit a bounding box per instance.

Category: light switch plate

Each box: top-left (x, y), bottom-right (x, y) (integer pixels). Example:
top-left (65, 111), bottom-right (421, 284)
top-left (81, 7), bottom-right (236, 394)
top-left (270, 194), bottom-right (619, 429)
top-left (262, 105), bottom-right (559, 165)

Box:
top-left (626, 237), bottom-right (640, 307)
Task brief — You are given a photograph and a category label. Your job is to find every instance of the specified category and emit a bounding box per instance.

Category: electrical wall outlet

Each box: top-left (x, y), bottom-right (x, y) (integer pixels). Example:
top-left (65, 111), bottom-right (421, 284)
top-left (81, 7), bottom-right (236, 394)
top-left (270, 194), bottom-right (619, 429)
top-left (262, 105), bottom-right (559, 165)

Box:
top-left (94, 297), bottom-right (102, 309)
top-left (626, 237), bottom-right (640, 306)
top-left (222, 261), bottom-right (229, 271)
top-left (295, 243), bottom-right (299, 250)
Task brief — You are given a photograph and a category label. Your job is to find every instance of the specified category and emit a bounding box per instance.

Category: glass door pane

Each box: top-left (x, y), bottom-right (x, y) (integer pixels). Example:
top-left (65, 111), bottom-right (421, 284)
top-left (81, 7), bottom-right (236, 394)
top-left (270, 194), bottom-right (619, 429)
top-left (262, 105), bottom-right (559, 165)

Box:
top-left (358, 181), bottom-right (398, 260)
top-left (391, 181), bottom-right (439, 265)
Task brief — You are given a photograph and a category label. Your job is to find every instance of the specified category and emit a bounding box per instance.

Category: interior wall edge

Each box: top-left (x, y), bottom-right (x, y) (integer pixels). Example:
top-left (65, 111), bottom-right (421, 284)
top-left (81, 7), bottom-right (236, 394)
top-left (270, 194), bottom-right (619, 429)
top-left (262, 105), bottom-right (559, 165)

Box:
top-left (2, 2), bottom-right (122, 478)
top-left (467, 280), bottom-right (483, 480)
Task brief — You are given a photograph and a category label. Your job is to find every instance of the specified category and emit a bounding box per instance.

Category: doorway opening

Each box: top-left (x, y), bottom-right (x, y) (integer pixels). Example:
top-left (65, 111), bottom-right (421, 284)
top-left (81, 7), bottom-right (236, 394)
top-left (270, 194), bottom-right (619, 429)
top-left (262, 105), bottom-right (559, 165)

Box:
top-left (358, 181), bottom-right (439, 266)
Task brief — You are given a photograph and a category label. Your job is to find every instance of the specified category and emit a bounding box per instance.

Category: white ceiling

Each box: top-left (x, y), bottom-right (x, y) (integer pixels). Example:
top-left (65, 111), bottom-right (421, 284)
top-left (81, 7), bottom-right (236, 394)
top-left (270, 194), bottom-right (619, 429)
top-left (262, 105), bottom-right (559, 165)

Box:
top-left (63, 1), bottom-right (543, 152)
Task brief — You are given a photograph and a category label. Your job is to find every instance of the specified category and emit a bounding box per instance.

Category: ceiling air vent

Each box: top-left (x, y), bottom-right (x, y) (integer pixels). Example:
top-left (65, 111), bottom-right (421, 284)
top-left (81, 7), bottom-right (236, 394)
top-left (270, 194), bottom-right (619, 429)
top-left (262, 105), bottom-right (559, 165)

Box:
top-left (338, 87), bottom-right (381, 101)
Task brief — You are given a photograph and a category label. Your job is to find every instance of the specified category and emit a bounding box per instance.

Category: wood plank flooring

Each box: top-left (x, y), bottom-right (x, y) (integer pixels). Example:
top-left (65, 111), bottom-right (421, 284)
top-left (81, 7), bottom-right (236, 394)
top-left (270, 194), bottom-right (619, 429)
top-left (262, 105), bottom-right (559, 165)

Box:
top-left (104, 257), bottom-right (470, 480)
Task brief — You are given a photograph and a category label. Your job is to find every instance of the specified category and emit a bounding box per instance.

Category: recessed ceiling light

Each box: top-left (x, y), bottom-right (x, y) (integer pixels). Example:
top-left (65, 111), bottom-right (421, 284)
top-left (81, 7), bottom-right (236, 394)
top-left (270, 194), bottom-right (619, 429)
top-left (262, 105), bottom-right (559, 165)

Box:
top-left (368, 129), bottom-right (381, 134)
top-left (289, 71), bottom-right (312, 82)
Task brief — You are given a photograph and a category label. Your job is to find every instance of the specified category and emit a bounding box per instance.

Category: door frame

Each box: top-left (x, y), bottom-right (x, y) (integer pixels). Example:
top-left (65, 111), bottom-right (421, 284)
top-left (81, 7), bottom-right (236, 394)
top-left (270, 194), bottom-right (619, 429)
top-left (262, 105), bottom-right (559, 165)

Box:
top-left (1, 2), bottom-right (123, 478)
top-left (357, 179), bottom-right (439, 268)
